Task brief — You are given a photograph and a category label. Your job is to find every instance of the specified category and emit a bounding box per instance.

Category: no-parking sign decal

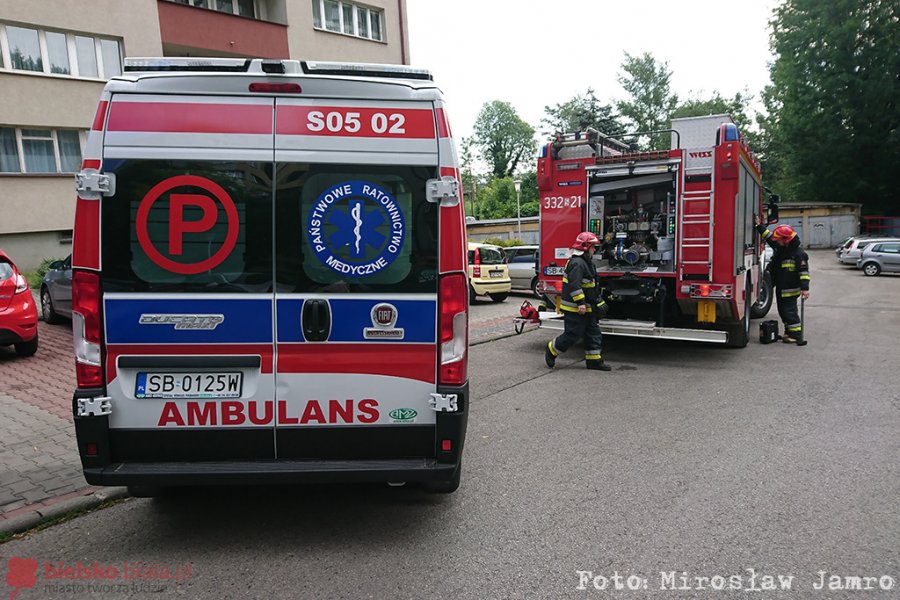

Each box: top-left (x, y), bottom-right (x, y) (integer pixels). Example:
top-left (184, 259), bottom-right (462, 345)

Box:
top-left (136, 175), bottom-right (239, 275)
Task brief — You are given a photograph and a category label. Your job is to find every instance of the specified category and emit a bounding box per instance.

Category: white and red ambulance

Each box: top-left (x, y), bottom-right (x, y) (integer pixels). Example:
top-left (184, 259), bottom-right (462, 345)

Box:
top-left (71, 58), bottom-right (468, 494)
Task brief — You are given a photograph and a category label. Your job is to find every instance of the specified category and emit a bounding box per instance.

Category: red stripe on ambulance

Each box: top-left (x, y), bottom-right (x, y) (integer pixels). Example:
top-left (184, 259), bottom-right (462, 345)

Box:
top-left (72, 199), bottom-right (101, 270)
top-left (277, 344), bottom-right (436, 383)
top-left (106, 102), bottom-right (273, 134)
top-left (276, 106), bottom-right (435, 138)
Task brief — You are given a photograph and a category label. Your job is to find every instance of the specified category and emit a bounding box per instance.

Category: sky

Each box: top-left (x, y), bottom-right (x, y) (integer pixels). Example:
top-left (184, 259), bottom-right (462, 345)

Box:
top-left (406, 0), bottom-right (782, 141)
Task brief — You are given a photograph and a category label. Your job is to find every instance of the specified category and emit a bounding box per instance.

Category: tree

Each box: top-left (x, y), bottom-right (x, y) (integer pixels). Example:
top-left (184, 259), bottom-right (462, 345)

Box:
top-left (616, 52), bottom-right (679, 149)
top-left (670, 90), bottom-right (762, 153)
top-left (765, 0), bottom-right (900, 210)
top-left (541, 89), bottom-right (626, 138)
top-left (471, 101), bottom-right (536, 178)
top-left (471, 174), bottom-right (539, 220)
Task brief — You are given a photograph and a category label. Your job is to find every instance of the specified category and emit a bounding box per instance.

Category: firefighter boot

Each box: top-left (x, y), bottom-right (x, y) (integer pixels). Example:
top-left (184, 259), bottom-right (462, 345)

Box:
top-left (545, 342), bottom-right (557, 368)
top-left (585, 359), bottom-right (612, 371)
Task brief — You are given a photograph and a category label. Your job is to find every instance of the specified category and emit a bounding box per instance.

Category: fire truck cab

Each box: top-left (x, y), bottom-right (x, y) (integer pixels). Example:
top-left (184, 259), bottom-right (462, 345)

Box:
top-left (536, 115), bottom-right (773, 347)
top-left (70, 58), bottom-right (468, 494)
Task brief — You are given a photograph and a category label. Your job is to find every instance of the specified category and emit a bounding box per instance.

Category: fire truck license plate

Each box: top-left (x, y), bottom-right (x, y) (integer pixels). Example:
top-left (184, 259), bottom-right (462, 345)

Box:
top-left (543, 266), bottom-right (565, 276)
top-left (135, 372), bottom-right (243, 399)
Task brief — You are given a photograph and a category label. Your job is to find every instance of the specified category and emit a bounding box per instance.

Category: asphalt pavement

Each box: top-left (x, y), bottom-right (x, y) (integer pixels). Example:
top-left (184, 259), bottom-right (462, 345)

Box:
top-left (2, 251), bottom-right (898, 599)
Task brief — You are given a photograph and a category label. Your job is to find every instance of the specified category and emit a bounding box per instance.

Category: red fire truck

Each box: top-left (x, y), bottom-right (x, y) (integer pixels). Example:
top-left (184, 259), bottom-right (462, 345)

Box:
top-left (535, 115), bottom-right (774, 347)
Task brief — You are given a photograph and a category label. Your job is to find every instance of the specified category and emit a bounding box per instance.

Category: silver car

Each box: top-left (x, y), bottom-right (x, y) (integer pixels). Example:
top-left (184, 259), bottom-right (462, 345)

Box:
top-left (857, 241), bottom-right (900, 276)
top-left (40, 254), bottom-right (72, 323)
top-left (503, 245), bottom-right (539, 296)
top-left (839, 236), bottom-right (899, 264)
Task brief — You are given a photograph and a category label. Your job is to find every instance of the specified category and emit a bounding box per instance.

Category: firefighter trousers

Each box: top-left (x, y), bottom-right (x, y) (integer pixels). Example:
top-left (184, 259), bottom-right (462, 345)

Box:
top-left (776, 294), bottom-right (802, 341)
top-left (549, 312), bottom-right (603, 361)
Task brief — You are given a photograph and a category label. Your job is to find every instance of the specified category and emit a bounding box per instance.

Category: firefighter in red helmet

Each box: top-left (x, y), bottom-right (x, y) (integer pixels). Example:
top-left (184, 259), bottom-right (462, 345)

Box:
top-left (755, 215), bottom-right (810, 344)
top-left (545, 232), bottom-right (612, 370)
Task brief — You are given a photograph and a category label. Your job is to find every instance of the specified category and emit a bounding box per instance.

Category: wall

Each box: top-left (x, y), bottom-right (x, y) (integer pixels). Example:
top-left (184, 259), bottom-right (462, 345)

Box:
top-left (285, 0), bottom-right (408, 64)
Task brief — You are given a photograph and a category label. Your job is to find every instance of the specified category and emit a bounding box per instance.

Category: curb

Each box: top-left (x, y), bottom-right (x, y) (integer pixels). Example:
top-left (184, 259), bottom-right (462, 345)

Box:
top-left (0, 487), bottom-right (129, 537)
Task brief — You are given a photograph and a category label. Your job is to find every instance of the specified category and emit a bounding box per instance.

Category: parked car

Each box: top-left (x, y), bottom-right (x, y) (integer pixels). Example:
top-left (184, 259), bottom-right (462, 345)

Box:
top-left (503, 245), bottom-right (539, 296)
top-left (857, 241), bottom-right (900, 276)
top-left (40, 254), bottom-right (73, 323)
top-left (467, 242), bottom-right (511, 303)
top-left (839, 236), bottom-right (900, 264)
top-left (0, 249), bottom-right (39, 356)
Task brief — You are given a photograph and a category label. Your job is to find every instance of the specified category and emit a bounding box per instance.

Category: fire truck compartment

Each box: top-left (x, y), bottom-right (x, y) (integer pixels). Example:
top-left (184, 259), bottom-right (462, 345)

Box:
top-left (586, 171), bottom-right (678, 273)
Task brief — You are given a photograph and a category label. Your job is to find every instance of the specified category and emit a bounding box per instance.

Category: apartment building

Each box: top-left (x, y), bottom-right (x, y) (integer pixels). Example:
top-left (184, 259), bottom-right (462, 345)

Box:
top-left (0, 0), bottom-right (410, 269)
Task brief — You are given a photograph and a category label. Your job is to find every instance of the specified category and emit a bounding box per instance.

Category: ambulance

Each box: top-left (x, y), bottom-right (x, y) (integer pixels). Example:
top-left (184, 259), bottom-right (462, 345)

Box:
top-left (71, 58), bottom-right (468, 494)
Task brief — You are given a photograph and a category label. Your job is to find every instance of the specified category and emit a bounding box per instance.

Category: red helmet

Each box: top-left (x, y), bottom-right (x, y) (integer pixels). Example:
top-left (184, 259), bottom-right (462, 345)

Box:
top-left (572, 231), bottom-right (600, 251)
top-left (771, 225), bottom-right (797, 242)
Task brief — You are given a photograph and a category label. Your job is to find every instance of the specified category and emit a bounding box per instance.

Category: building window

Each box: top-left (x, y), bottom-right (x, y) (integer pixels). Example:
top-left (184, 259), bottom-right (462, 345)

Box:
top-left (312, 0), bottom-right (385, 41)
top-left (0, 127), bottom-right (85, 174)
top-left (171, 0), bottom-right (257, 18)
top-left (0, 24), bottom-right (122, 80)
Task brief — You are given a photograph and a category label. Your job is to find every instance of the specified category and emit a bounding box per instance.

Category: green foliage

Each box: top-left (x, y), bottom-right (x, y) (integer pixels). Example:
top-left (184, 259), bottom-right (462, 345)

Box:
top-left (541, 89), bottom-right (626, 138)
top-left (671, 90), bottom-right (762, 155)
top-left (616, 52), bottom-right (679, 150)
top-left (482, 238), bottom-right (527, 248)
top-left (471, 101), bottom-right (536, 178)
top-left (470, 175), bottom-right (539, 220)
top-left (765, 0), bottom-right (900, 210)
top-left (24, 256), bottom-right (64, 288)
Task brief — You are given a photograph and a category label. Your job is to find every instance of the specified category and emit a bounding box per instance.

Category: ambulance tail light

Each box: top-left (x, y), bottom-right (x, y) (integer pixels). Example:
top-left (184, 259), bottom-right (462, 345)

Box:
top-left (439, 272), bottom-right (468, 385)
top-left (249, 83), bottom-right (302, 93)
top-left (72, 271), bottom-right (103, 388)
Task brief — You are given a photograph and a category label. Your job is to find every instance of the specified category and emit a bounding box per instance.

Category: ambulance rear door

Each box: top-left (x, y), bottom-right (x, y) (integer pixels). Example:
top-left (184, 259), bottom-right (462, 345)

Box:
top-left (273, 95), bottom-right (441, 460)
top-left (99, 93), bottom-right (277, 463)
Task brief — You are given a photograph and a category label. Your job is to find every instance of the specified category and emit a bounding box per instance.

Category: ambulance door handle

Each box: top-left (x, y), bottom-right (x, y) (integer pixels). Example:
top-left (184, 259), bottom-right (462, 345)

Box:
top-left (301, 299), bottom-right (330, 342)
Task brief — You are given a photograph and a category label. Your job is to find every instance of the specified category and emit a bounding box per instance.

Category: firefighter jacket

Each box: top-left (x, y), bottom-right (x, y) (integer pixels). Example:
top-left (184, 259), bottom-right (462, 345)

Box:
top-left (757, 224), bottom-right (810, 297)
top-left (559, 253), bottom-right (607, 314)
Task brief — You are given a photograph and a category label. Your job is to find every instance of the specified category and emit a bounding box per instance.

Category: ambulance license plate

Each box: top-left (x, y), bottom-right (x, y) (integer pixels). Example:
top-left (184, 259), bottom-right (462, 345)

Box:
top-left (135, 372), bottom-right (243, 399)
top-left (490, 270), bottom-right (503, 278)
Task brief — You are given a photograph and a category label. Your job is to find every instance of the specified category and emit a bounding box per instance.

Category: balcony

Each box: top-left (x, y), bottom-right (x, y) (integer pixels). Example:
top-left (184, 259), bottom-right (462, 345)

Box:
top-left (157, 0), bottom-right (289, 59)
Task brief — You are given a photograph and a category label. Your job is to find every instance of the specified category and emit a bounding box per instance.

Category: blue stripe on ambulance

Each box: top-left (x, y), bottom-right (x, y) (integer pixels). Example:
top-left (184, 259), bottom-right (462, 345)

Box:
top-left (104, 297), bottom-right (273, 344)
top-left (276, 298), bottom-right (436, 343)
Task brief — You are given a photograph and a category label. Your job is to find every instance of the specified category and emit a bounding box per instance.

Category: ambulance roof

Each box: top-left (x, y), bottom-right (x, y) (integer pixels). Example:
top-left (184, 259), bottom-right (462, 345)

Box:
top-left (107, 58), bottom-right (445, 101)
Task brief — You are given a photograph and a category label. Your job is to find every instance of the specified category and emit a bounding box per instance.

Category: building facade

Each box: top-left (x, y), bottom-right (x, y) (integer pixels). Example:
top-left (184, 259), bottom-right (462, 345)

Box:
top-left (0, 0), bottom-right (409, 269)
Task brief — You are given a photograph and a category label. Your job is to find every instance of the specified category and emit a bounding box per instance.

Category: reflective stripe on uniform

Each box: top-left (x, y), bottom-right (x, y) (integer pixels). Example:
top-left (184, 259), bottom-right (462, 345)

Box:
top-left (572, 291), bottom-right (585, 302)
top-left (560, 302), bottom-right (592, 313)
top-left (585, 353), bottom-right (601, 360)
top-left (780, 288), bottom-right (801, 297)
top-left (548, 340), bottom-right (559, 356)
top-left (799, 274), bottom-right (810, 281)
top-left (786, 324), bottom-right (802, 332)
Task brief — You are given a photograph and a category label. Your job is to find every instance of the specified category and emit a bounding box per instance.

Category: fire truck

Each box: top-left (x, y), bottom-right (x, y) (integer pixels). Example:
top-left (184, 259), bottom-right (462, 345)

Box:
top-left (535, 115), bottom-right (774, 347)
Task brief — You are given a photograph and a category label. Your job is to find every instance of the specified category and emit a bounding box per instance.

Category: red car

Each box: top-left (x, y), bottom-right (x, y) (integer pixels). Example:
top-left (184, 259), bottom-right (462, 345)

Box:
top-left (0, 249), bottom-right (39, 357)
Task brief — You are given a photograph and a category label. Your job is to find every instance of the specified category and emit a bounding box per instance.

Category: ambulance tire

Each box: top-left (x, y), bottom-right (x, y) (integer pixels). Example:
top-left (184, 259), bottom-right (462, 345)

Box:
top-left (488, 292), bottom-right (508, 303)
top-left (127, 485), bottom-right (163, 498)
top-left (750, 272), bottom-right (773, 319)
top-left (424, 462), bottom-right (461, 494)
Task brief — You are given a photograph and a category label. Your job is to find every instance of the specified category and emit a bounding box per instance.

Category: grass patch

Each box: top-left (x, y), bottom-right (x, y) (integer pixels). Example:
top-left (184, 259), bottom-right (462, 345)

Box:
top-left (0, 497), bottom-right (128, 544)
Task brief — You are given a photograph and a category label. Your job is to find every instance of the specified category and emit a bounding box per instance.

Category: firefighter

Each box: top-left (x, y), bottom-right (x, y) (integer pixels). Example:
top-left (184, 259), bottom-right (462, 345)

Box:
top-left (755, 215), bottom-right (810, 344)
top-left (545, 232), bottom-right (611, 370)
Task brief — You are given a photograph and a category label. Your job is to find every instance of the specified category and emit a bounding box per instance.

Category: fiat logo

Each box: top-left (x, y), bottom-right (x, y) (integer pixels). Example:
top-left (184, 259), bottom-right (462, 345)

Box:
top-left (373, 304), bottom-right (396, 327)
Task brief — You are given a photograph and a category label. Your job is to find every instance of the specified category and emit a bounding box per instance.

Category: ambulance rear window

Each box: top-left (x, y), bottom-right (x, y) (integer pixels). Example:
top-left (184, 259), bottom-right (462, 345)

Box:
top-left (274, 163), bottom-right (438, 294)
top-left (100, 160), bottom-right (273, 293)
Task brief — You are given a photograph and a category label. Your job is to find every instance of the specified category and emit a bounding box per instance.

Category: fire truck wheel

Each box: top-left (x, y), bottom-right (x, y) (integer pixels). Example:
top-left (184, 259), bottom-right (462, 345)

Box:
top-left (424, 462), bottom-right (461, 494)
top-left (489, 292), bottom-right (509, 303)
top-left (750, 272), bottom-right (773, 319)
top-left (726, 280), bottom-right (751, 348)
top-left (531, 277), bottom-right (540, 298)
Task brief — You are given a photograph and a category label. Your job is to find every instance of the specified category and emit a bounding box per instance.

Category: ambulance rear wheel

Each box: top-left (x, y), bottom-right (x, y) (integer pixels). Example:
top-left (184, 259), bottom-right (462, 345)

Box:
top-left (424, 462), bottom-right (461, 494)
top-left (127, 485), bottom-right (163, 498)
top-left (489, 292), bottom-right (508, 303)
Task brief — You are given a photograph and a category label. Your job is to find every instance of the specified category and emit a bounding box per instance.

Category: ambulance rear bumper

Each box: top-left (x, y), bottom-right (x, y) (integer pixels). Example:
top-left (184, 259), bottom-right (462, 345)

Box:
top-left (83, 458), bottom-right (459, 486)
